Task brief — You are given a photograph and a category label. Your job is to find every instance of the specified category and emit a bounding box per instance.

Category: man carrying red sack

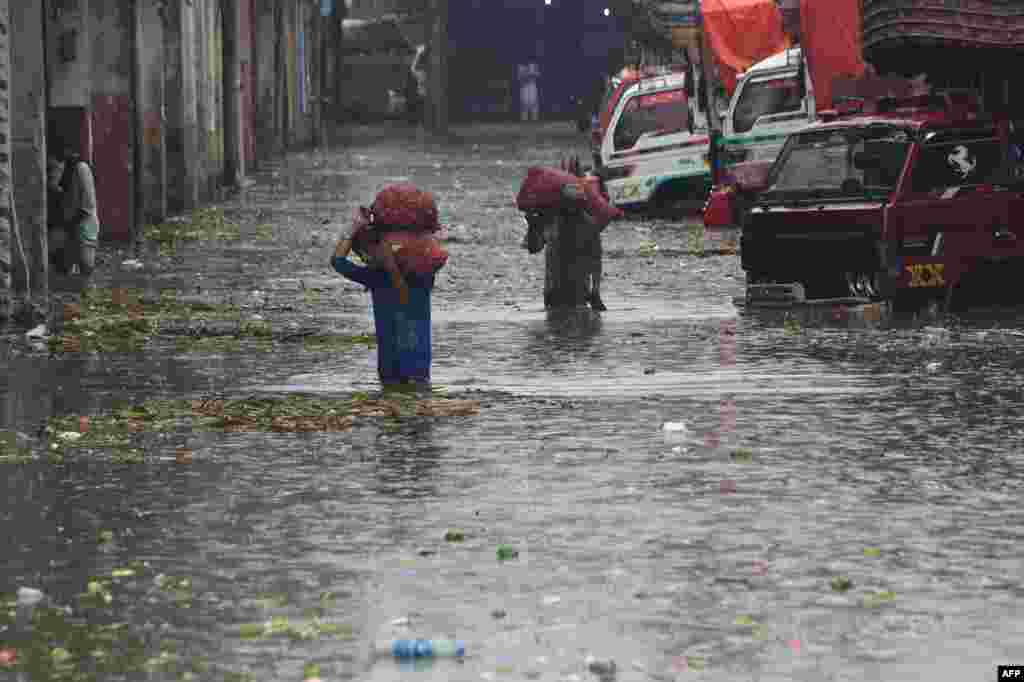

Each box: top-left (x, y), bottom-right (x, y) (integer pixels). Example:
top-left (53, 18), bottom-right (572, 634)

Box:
top-left (517, 162), bottom-right (622, 311)
top-left (331, 184), bottom-right (448, 387)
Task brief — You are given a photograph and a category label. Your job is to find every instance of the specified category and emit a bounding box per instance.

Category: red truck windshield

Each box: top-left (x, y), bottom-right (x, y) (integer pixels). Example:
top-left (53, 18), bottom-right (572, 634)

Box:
top-left (768, 125), bottom-right (911, 196)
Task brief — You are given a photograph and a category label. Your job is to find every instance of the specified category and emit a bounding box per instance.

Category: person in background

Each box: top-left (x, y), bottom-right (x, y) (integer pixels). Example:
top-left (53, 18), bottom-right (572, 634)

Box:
top-left (406, 44), bottom-right (430, 126)
top-left (47, 148), bottom-right (99, 277)
top-left (518, 61), bottom-right (541, 122)
top-left (329, 185), bottom-right (446, 387)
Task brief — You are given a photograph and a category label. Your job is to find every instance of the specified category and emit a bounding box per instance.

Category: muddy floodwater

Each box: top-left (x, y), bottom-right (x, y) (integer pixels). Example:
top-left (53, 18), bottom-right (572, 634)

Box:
top-left (2, 122), bottom-right (1023, 682)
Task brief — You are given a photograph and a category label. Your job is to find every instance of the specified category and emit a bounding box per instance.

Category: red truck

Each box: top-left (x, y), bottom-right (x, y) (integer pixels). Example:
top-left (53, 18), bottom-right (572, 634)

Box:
top-left (738, 90), bottom-right (1024, 308)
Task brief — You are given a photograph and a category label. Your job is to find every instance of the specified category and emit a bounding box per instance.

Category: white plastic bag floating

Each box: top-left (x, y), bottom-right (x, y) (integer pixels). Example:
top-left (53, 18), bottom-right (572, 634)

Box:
top-left (17, 587), bottom-right (44, 606)
top-left (662, 421), bottom-right (689, 444)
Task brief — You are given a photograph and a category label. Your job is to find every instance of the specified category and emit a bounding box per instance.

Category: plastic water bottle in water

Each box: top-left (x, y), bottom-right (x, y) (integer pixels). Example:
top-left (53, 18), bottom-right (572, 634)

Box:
top-left (375, 638), bottom-right (465, 659)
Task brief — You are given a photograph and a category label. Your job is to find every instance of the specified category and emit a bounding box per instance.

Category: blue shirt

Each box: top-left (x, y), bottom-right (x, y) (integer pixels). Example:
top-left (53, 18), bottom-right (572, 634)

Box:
top-left (331, 255), bottom-right (435, 384)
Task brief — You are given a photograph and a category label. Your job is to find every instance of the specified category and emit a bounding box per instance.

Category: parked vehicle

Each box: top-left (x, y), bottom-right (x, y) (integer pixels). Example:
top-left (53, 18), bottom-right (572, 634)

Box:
top-left (339, 18), bottom-right (418, 120)
top-left (599, 71), bottom-right (712, 209)
top-left (739, 90), bottom-right (1023, 307)
top-left (717, 47), bottom-right (813, 178)
top-left (590, 66), bottom-right (690, 168)
top-left (591, 69), bottom-right (641, 167)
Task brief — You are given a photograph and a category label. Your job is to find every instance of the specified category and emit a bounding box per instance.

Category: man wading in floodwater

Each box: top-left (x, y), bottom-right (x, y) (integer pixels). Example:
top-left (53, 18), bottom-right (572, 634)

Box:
top-left (330, 184), bottom-right (448, 387)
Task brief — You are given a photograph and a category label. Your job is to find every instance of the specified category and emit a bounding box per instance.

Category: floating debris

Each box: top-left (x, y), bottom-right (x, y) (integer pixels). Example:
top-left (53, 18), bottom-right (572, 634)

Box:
top-left (496, 545), bottom-right (519, 561)
top-left (730, 447), bottom-right (754, 462)
top-left (862, 590), bottom-right (896, 608)
top-left (830, 576), bottom-right (853, 593)
top-left (42, 394), bottom-right (482, 453)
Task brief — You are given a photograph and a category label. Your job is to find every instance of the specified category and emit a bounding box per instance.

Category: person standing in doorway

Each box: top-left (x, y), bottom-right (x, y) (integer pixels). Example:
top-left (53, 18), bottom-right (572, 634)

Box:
top-left (47, 148), bottom-right (99, 278)
top-left (518, 61), bottom-right (541, 122)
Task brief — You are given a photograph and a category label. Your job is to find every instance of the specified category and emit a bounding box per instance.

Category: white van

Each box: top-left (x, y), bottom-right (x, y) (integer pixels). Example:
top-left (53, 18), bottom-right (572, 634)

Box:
top-left (718, 47), bottom-right (814, 175)
top-left (600, 72), bottom-right (712, 209)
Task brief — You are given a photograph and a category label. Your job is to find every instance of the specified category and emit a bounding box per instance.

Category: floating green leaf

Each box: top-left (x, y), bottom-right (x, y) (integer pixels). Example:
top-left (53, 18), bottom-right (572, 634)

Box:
top-left (302, 334), bottom-right (376, 352)
top-left (238, 623), bottom-right (267, 639)
top-left (863, 590), bottom-right (896, 608)
top-left (730, 448), bottom-right (754, 463)
top-left (303, 663), bottom-right (321, 679)
top-left (863, 547), bottom-right (881, 557)
top-left (638, 240), bottom-right (659, 257)
top-left (224, 672), bottom-right (255, 682)
top-left (253, 592), bottom-right (289, 609)
top-left (444, 530), bottom-right (466, 542)
top-left (830, 576), bottom-right (853, 592)
top-left (686, 223), bottom-right (705, 256)
top-left (496, 545), bottom-right (519, 561)
top-left (734, 615), bottom-right (755, 626)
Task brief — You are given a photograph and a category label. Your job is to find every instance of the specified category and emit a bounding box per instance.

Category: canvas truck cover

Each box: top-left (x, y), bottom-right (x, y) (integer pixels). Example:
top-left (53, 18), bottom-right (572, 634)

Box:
top-left (699, 0), bottom-right (790, 96)
top-left (800, 0), bottom-right (866, 114)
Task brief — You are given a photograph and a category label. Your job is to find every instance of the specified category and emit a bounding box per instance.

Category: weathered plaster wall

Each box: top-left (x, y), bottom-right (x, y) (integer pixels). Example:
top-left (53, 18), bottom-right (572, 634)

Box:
top-left (165, 0), bottom-right (198, 213)
top-left (240, 0), bottom-right (256, 165)
top-left (0, 0), bottom-right (12, 299)
top-left (202, 0), bottom-right (225, 200)
top-left (255, 0), bottom-right (279, 160)
top-left (47, 0), bottom-right (91, 108)
top-left (10, 0), bottom-right (47, 296)
top-left (136, 0), bottom-right (165, 225)
top-left (88, 0), bottom-right (132, 242)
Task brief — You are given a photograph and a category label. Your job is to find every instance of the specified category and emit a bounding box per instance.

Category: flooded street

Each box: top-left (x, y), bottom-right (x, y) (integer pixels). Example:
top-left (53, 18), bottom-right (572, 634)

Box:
top-left (3, 122), bottom-right (1024, 682)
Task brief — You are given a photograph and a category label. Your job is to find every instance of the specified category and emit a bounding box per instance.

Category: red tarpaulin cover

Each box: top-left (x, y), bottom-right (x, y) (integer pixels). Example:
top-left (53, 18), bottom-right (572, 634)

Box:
top-left (700, 0), bottom-right (791, 96)
top-left (800, 0), bottom-right (866, 114)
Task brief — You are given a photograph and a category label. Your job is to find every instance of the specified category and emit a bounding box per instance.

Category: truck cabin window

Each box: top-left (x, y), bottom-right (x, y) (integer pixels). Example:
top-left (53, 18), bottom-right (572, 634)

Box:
top-left (910, 139), bottom-right (1004, 193)
top-left (613, 89), bottom-right (691, 151)
top-left (768, 126), bottom-right (911, 196)
top-left (733, 77), bottom-right (802, 134)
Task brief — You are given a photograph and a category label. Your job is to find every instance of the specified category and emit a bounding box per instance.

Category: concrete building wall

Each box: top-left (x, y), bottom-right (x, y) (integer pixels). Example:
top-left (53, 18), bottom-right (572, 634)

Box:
top-left (135, 0), bottom-right (166, 226)
top-left (254, 0), bottom-right (279, 160)
top-left (0, 0), bottom-right (11, 301)
top-left (240, 0), bottom-right (257, 166)
top-left (1, 0), bottom-right (343, 255)
top-left (47, 0), bottom-right (91, 108)
top-left (166, 0), bottom-right (200, 213)
top-left (10, 0), bottom-right (47, 298)
top-left (197, 0), bottom-right (225, 201)
top-left (89, 0), bottom-right (133, 242)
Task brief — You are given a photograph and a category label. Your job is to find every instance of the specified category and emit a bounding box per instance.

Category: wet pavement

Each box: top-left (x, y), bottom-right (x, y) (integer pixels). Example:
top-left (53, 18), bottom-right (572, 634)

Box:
top-left (2, 121), bottom-right (1024, 681)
